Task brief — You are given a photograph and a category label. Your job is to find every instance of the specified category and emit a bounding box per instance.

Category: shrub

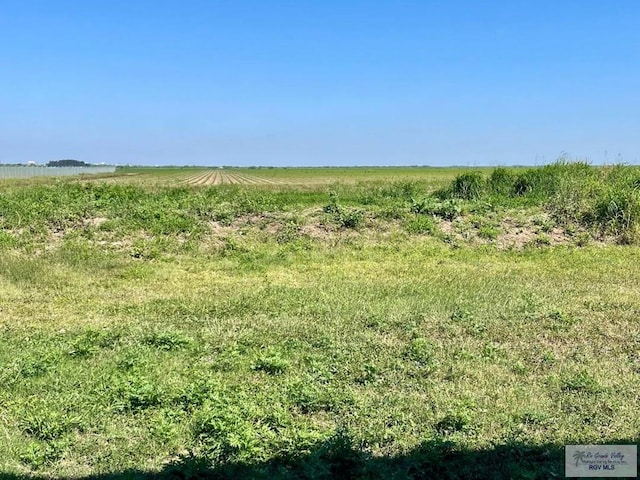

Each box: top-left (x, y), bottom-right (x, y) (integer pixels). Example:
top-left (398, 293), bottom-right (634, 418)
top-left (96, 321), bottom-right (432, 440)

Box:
top-left (594, 187), bottom-right (640, 242)
top-left (487, 167), bottom-right (514, 196)
top-left (323, 191), bottom-right (365, 229)
top-left (451, 172), bottom-right (485, 200)
top-left (323, 191), bottom-right (341, 214)
top-left (513, 169), bottom-right (545, 196)
top-left (337, 209), bottom-right (365, 229)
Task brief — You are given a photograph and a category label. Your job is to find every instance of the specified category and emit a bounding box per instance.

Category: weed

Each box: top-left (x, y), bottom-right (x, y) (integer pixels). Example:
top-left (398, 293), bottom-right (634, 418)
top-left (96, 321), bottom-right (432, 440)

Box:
top-left (131, 238), bottom-right (162, 259)
top-left (435, 411), bottom-right (472, 435)
top-left (530, 234), bottom-right (551, 246)
top-left (252, 351), bottom-right (289, 375)
top-left (560, 370), bottom-right (603, 394)
top-left (20, 411), bottom-right (75, 441)
top-left (19, 357), bottom-right (54, 378)
top-left (451, 172), bottom-right (485, 199)
top-left (337, 208), bottom-right (365, 229)
top-left (109, 375), bottom-right (164, 412)
top-left (594, 187), bottom-right (640, 240)
top-left (289, 380), bottom-right (348, 414)
top-left (276, 221), bottom-right (304, 244)
top-left (323, 191), bottom-right (365, 229)
top-left (192, 399), bottom-right (273, 463)
top-left (487, 167), bottom-right (515, 196)
top-left (511, 361), bottom-right (528, 375)
top-left (450, 307), bottom-right (473, 322)
top-left (478, 225), bottom-right (499, 240)
top-left (355, 362), bottom-right (381, 384)
top-left (20, 440), bottom-right (66, 469)
top-left (323, 191), bottom-right (341, 214)
top-left (404, 215), bottom-right (436, 235)
top-left (145, 330), bottom-right (191, 351)
top-left (67, 329), bottom-right (121, 358)
top-left (404, 337), bottom-right (435, 367)
top-left (411, 198), bottom-right (463, 220)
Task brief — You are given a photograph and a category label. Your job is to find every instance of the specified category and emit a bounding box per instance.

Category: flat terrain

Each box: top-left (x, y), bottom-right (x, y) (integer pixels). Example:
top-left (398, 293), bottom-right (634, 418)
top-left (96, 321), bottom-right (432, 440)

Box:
top-left (0, 166), bottom-right (638, 479)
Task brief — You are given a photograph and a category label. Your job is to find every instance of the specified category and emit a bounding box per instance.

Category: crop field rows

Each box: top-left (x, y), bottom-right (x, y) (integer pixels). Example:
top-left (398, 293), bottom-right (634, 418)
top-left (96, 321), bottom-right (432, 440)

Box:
top-left (178, 169), bottom-right (283, 186)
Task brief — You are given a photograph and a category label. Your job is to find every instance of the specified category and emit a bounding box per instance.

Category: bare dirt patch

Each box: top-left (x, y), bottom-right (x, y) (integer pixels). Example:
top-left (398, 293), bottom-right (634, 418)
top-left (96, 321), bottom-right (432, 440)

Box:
top-left (84, 217), bottom-right (109, 227)
top-left (438, 212), bottom-right (593, 249)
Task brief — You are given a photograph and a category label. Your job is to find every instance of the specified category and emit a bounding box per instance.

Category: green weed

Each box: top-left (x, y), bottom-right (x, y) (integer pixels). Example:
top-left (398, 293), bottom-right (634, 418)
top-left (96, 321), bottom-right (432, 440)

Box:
top-left (451, 172), bottom-right (485, 200)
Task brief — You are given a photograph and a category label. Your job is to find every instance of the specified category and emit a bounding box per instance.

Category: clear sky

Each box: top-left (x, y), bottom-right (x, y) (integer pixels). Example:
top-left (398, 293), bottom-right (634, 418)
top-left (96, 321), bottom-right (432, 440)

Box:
top-left (1, 1), bottom-right (638, 166)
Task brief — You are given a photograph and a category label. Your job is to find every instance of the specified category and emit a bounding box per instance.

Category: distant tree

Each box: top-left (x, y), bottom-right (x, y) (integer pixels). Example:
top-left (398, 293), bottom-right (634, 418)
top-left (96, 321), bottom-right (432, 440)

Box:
top-left (47, 159), bottom-right (90, 167)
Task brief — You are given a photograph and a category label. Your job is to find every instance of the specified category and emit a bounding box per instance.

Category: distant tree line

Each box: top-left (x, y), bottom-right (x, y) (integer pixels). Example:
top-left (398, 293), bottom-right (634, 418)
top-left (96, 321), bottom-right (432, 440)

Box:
top-left (47, 159), bottom-right (91, 167)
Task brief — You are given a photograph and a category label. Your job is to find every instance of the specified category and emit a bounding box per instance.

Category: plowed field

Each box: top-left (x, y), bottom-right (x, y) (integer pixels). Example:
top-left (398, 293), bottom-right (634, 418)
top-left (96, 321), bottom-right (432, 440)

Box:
top-left (179, 170), bottom-right (281, 186)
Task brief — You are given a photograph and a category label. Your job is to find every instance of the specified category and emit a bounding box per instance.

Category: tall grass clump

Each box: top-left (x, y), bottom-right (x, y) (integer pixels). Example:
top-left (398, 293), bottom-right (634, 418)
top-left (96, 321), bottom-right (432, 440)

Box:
top-left (546, 163), bottom-right (640, 243)
top-left (450, 172), bottom-right (485, 200)
top-left (487, 167), bottom-right (515, 196)
top-left (592, 179), bottom-right (640, 243)
top-left (545, 162), bottom-right (599, 224)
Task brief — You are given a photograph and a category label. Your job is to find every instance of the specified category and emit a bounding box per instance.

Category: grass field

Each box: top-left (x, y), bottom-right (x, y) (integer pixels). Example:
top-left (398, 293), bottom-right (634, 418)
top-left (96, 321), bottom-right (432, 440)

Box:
top-left (0, 164), bottom-right (639, 479)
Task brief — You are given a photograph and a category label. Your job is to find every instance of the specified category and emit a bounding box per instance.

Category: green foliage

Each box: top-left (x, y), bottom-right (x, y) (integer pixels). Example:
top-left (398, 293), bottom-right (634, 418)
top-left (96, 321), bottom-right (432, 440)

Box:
top-left (404, 337), bottom-right (436, 368)
top-left (20, 440), bottom-right (66, 469)
top-left (192, 399), bottom-right (275, 463)
top-left (67, 329), bottom-right (121, 358)
top-left (432, 161), bottom-right (640, 243)
top-left (560, 370), bottom-right (603, 394)
top-left (451, 172), bottom-right (485, 199)
top-left (513, 169), bottom-right (547, 196)
top-left (411, 197), bottom-right (464, 220)
top-left (252, 351), bottom-right (289, 375)
top-left (404, 215), bottom-right (436, 234)
top-left (435, 411), bottom-right (472, 435)
top-left (145, 330), bottom-right (192, 350)
top-left (289, 380), bottom-right (351, 414)
top-left (323, 191), bottom-right (365, 229)
top-left (593, 187), bottom-right (640, 242)
top-left (20, 409), bottom-right (80, 441)
top-left (337, 208), bottom-right (365, 229)
top-left (478, 225), bottom-right (499, 240)
top-left (487, 167), bottom-right (515, 196)
top-left (109, 375), bottom-right (164, 412)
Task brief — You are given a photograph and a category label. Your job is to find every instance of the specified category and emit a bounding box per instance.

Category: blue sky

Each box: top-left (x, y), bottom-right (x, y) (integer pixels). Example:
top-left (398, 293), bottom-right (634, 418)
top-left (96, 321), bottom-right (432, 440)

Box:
top-left (1, 1), bottom-right (638, 166)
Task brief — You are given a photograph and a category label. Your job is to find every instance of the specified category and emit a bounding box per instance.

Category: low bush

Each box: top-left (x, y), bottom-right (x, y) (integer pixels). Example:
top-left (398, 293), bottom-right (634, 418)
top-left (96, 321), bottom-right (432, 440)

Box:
top-left (451, 172), bottom-right (485, 199)
top-left (487, 167), bottom-right (514, 196)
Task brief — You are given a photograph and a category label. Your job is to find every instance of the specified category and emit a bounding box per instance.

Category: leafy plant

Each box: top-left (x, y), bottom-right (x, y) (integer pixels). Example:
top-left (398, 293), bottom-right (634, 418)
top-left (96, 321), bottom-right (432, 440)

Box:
top-left (323, 191), bottom-right (365, 229)
top-left (487, 167), bottom-right (515, 196)
top-left (404, 215), bottom-right (436, 234)
top-left (145, 330), bottom-right (192, 351)
top-left (252, 351), bottom-right (289, 375)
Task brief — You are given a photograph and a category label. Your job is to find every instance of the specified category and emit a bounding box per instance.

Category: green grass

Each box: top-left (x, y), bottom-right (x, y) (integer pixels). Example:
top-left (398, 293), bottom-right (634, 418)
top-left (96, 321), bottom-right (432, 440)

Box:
top-left (0, 165), bottom-right (638, 479)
